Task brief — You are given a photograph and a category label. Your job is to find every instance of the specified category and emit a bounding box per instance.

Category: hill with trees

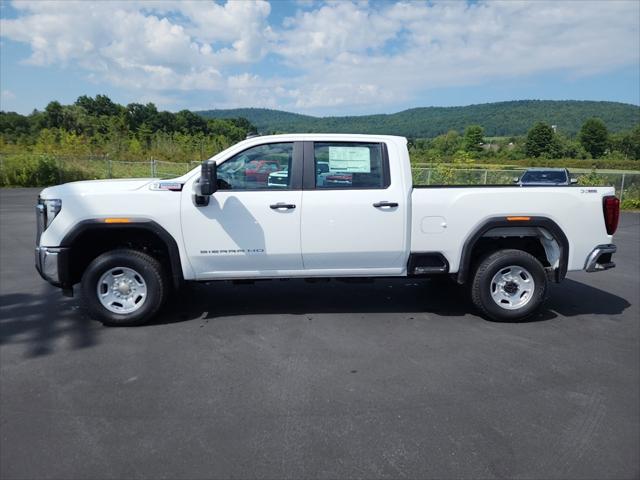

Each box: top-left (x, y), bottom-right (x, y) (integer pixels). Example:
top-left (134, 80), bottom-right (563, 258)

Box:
top-left (197, 100), bottom-right (640, 138)
top-left (0, 95), bottom-right (256, 162)
top-left (0, 95), bottom-right (257, 186)
top-left (1, 97), bottom-right (638, 190)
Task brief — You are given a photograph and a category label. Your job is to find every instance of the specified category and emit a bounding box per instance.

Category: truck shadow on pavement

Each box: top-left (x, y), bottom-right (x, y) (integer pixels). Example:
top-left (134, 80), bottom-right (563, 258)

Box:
top-left (0, 289), bottom-right (98, 358)
top-left (0, 278), bottom-right (631, 358)
top-left (152, 277), bottom-right (631, 325)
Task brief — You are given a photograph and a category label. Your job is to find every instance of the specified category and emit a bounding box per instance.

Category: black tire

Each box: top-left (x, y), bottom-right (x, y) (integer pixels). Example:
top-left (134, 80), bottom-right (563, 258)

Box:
top-left (81, 249), bottom-right (167, 326)
top-left (471, 249), bottom-right (548, 322)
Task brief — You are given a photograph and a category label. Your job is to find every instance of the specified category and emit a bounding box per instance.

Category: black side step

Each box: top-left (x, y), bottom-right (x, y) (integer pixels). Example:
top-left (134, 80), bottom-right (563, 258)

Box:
top-left (408, 253), bottom-right (449, 276)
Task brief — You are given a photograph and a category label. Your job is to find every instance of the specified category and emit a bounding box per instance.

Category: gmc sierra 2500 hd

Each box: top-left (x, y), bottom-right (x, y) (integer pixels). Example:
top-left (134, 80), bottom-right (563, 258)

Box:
top-left (35, 134), bottom-right (619, 326)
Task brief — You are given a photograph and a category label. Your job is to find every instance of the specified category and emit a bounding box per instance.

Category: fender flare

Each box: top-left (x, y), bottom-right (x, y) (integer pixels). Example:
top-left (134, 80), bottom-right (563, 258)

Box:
top-left (457, 216), bottom-right (569, 284)
top-left (61, 218), bottom-right (184, 289)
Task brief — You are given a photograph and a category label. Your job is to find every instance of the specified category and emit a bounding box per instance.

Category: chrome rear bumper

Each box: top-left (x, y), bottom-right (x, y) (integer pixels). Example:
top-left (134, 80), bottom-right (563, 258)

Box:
top-left (584, 244), bottom-right (616, 272)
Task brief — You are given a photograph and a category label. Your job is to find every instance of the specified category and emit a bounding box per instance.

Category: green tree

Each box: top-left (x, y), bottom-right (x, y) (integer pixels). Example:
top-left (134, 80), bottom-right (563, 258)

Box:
top-left (230, 117), bottom-right (257, 135)
top-left (626, 124), bottom-right (640, 160)
top-left (610, 124), bottom-right (640, 160)
top-left (126, 103), bottom-right (159, 131)
top-left (137, 122), bottom-right (153, 150)
top-left (175, 110), bottom-right (207, 134)
top-left (44, 101), bottom-right (64, 129)
top-left (75, 94), bottom-right (121, 117)
top-left (156, 111), bottom-right (176, 132)
top-left (0, 112), bottom-right (31, 140)
top-left (579, 118), bottom-right (609, 158)
top-left (525, 122), bottom-right (560, 158)
top-left (463, 125), bottom-right (484, 152)
top-left (431, 130), bottom-right (462, 157)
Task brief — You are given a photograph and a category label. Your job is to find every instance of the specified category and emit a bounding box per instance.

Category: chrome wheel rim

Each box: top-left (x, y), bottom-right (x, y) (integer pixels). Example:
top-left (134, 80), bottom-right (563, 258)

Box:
top-left (490, 265), bottom-right (535, 310)
top-left (97, 267), bottom-right (148, 314)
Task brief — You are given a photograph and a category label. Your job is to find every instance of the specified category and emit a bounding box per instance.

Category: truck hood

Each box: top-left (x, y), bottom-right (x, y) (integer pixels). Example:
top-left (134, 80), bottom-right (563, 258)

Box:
top-left (39, 178), bottom-right (156, 199)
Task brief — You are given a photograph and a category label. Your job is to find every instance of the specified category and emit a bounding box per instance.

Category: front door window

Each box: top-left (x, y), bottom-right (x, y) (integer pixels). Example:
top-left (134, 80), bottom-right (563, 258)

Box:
top-left (217, 143), bottom-right (293, 190)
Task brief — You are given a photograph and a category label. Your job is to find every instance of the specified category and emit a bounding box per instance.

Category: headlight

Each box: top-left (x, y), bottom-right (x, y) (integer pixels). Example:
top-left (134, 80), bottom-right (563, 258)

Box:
top-left (40, 198), bottom-right (62, 228)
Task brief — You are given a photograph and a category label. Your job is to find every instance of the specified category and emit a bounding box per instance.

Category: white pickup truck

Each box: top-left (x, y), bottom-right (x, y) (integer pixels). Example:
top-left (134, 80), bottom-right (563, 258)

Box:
top-left (35, 134), bottom-right (620, 326)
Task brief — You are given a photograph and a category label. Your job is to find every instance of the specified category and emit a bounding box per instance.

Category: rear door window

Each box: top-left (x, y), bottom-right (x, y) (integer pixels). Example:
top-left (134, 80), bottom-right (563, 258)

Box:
top-left (313, 142), bottom-right (388, 189)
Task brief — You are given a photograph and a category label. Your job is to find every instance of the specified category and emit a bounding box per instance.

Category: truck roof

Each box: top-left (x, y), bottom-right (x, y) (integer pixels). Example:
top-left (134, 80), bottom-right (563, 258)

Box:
top-left (243, 133), bottom-right (408, 143)
top-left (207, 133), bottom-right (408, 163)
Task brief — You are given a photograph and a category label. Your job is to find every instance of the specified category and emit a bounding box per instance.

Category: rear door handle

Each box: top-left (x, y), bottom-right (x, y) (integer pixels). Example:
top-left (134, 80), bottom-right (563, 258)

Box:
top-left (270, 203), bottom-right (296, 210)
top-left (373, 201), bottom-right (399, 208)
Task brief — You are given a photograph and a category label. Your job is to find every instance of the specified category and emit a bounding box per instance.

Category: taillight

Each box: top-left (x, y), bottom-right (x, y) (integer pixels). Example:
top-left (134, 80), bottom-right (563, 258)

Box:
top-left (603, 195), bottom-right (620, 235)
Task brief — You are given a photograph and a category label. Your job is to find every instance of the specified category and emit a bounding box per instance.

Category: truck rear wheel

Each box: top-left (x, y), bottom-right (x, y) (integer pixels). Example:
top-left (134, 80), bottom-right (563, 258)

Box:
top-left (81, 249), bottom-right (167, 326)
top-left (471, 249), bottom-right (548, 322)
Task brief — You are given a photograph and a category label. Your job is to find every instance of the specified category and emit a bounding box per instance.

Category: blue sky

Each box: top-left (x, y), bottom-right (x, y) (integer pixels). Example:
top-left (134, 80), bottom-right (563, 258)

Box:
top-left (1, 0), bottom-right (639, 116)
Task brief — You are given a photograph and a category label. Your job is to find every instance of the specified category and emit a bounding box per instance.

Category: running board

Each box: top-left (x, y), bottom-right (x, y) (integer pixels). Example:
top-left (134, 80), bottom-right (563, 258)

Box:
top-left (408, 253), bottom-right (449, 276)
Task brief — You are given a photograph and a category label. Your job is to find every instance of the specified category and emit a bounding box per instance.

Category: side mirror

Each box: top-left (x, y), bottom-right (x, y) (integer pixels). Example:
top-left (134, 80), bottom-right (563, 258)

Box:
top-left (198, 161), bottom-right (217, 195)
top-left (512, 177), bottom-right (520, 183)
top-left (570, 178), bottom-right (578, 184)
top-left (194, 161), bottom-right (217, 206)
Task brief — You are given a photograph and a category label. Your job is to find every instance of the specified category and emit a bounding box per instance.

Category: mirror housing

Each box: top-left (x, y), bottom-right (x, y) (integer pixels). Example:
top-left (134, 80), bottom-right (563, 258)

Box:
top-left (194, 161), bottom-right (217, 206)
top-left (570, 178), bottom-right (578, 184)
top-left (512, 177), bottom-right (520, 183)
top-left (198, 160), bottom-right (217, 195)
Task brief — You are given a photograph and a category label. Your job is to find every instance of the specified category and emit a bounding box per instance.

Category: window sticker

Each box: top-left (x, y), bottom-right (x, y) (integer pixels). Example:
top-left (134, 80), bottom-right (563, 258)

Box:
top-left (328, 146), bottom-right (371, 173)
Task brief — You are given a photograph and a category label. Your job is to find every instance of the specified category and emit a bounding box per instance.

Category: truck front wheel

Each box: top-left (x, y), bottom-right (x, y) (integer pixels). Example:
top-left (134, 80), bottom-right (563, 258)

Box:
top-left (471, 249), bottom-right (548, 322)
top-left (81, 249), bottom-right (167, 326)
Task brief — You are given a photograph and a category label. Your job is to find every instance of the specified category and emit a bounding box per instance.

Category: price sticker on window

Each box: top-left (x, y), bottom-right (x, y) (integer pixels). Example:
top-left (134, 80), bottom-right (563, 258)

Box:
top-left (328, 147), bottom-right (371, 173)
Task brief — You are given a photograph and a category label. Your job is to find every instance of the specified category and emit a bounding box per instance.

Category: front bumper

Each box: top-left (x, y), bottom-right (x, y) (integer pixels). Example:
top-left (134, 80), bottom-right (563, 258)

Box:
top-left (35, 246), bottom-right (70, 287)
top-left (584, 244), bottom-right (616, 272)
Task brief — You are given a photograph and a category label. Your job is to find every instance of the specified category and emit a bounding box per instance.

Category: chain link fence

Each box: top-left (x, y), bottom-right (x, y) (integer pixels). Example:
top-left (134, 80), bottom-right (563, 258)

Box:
top-left (0, 154), bottom-right (201, 186)
top-left (1, 154), bottom-right (639, 206)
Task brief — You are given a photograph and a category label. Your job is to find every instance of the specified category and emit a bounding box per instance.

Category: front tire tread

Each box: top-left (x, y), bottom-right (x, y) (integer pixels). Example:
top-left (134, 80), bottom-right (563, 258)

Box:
top-left (81, 249), bottom-right (166, 327)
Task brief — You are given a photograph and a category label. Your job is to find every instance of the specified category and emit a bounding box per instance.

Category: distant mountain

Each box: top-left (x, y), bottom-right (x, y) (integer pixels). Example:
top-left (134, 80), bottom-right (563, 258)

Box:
top-left (196, 100), bottom-right (640, 138)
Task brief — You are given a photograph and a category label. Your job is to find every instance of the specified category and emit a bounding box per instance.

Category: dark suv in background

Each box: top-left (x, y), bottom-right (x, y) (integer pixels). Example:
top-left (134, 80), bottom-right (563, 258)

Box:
top-left (515, 168), bottom-right (577, 186)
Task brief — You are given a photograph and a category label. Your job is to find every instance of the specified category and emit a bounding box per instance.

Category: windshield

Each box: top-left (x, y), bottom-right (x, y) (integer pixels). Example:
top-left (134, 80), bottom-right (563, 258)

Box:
top-left (520, 171), bottom-right (567, 184)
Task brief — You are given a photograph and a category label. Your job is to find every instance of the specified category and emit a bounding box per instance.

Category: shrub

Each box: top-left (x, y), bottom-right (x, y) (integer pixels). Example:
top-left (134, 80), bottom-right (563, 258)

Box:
top-left (0, 154), bottom-right (94, 187)
top-left (621, 198), bottom-right (640, 210)
top-left (577, 169), bottom-right (607, 187)
top-left (0, 155), bottom-right (59, 186)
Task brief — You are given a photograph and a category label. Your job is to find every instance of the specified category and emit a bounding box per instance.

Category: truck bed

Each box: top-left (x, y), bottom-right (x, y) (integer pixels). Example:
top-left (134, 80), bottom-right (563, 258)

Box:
top-left (410, 186), bottom-right (614, 273)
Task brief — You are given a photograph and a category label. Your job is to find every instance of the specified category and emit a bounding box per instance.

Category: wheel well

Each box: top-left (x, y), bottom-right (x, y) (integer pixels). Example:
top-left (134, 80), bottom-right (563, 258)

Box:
top-left (469, 236), bottom-right (550, 272)
top-left (63, 224), bottom-right (181, 288)
top-left (457, 217), bottom-right (568, 284)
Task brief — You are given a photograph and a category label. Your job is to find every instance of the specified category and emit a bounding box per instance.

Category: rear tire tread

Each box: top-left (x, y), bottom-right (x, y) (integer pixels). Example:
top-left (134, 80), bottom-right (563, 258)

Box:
top-left (471, 249), bottom-right (548, 322)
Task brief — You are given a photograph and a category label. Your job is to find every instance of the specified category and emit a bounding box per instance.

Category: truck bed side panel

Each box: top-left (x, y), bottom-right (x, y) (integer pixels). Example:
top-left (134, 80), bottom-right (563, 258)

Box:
top-left (410, 186), bottom-right (614, 273)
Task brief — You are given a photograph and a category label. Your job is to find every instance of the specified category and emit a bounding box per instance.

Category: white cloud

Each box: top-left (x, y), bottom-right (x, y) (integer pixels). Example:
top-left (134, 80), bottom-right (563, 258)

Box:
top-left (0, 0), bottom-right (271, 96)
top-left (1, 89), bottom-right (16, 100)
top-left (275, 0), bottom-right (639, 108)
top-left (279, 2), bottom-right (399, 59)
top-left (1, 0), bottom-right (638, 112)
top-left (173, 0), bottom-right (274, 62)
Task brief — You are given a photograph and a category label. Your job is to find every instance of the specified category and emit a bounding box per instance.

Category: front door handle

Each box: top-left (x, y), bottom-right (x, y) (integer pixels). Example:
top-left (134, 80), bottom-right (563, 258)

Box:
top-left (270, 203), bottom-right (296, 210)
top-left (373, 201), bottom-right (399, 208)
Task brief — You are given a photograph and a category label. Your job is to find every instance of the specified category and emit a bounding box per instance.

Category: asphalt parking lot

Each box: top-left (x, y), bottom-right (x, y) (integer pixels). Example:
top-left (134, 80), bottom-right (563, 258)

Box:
top-left (1, 187), bottom-right (639, 479)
